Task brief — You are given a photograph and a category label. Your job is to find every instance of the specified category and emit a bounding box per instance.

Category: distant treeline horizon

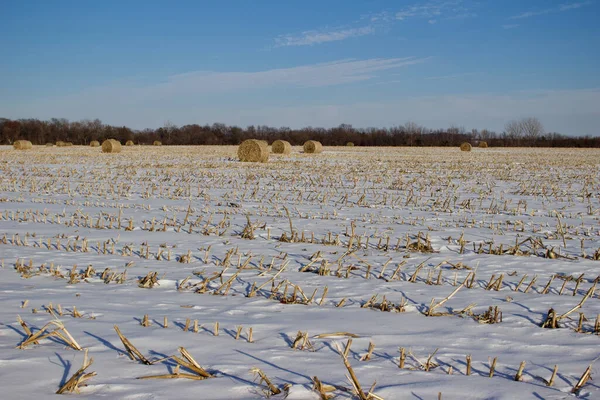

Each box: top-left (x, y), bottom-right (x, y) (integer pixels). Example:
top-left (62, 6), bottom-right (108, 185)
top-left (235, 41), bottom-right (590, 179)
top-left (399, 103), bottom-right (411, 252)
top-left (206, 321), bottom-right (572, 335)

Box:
top-left (2, 117), bottom-right (599, 148)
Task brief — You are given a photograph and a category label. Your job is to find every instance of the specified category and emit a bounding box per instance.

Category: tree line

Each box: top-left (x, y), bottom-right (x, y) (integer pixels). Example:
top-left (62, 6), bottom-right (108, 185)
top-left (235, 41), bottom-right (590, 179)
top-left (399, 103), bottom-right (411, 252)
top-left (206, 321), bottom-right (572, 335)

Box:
top-left (1, 117), bottom-right (599, 147)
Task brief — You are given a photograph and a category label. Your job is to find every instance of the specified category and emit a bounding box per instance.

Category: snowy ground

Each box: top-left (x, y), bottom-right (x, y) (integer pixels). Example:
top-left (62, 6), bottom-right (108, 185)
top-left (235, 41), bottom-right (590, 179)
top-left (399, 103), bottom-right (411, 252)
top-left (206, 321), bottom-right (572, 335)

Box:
top-left (1, 145), bottom-right (599, 399)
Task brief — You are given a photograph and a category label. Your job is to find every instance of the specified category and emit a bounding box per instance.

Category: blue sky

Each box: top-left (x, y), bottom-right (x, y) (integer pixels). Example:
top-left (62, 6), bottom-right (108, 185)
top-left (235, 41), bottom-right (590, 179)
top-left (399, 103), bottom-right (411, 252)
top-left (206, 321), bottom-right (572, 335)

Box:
top-left (1, 0), bottom-right (599, 135)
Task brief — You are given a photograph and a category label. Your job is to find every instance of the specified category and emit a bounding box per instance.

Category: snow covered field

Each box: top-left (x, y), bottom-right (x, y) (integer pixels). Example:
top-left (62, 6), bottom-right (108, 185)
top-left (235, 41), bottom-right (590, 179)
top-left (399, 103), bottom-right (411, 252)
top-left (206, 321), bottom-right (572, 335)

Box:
top-left (1, 145), bottom-right (600, 399)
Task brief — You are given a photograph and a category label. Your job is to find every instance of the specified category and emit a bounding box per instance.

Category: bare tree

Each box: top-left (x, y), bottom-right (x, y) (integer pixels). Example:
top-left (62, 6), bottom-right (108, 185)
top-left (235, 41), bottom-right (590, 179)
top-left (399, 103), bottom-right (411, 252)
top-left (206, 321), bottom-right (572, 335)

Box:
top-left (480, 129), bottom-right (491, 141)
top-left (504, 120), bottom-right (523, 139)
top-left (520, 117), bottom-right (544, 140)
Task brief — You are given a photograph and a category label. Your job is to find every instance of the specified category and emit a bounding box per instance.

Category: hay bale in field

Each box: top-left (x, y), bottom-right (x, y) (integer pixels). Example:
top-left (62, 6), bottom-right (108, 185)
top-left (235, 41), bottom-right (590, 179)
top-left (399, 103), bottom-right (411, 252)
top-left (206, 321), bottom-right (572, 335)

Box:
top-left (153, 141), bottom-right (162, 146)
top-left (460, 142), bottom-right (472, 152)
top-left (66, 142), bottom-right (73, 146)
top-left (13, 140), bottom-right (33, 150)
top-left (303, 140), bottom-right (323, 154)
top-left (238, 139), bottom-right (269, 163)
top-left (102, 139), bottom-right (122, 153)
top-left (90, 140), bottom-right (100, 147)
top-left (56, 141), bottom-right (66, 147)
top-left (346, 142), bottom-right (354, 147)
top-left (478, 141), bottom-right (488, 148)
top-left (46, 143), bottom-right (54, 147)
top-left (126, 140), bottom-right (134, 146)
top-left (272, 140), bottom-right (291, 154)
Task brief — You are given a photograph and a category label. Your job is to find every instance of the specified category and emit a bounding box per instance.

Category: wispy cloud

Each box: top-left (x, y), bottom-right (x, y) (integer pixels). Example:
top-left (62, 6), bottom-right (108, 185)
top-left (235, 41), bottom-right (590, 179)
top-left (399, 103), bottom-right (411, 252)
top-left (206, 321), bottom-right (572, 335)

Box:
top-left (274, 26), bottom-right (375, 47)
top-left (425, 72), bottom-right (479, 80)
top-left (509, 1), bottom-right (592, 20)
top-left (158, 57), bottom-right (428, 92)
top-left (277, 1), bottom-right (476, 48)
top-left (16, 57), bottom-right (429, 110)
top-left (395, 1), bottom-right (474, 21)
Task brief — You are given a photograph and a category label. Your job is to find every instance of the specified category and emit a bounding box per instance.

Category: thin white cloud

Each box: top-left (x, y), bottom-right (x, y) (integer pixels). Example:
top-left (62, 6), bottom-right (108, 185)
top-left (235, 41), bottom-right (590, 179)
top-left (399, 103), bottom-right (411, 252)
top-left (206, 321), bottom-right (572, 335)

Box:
top-left (274, 26), bottom-right (375, 47)
top-left (425, 72), bottom-right (478, 80)
top-left (157, 57), bottom-right (428, 93)
top-left (277, 1), bottom-right (475, 48)
top-left (509, 1), bottom-right (592, 19)
top-left (395, 1), bottom-right (472, 21)
top-left (7, 57), bottom-right (429, 111)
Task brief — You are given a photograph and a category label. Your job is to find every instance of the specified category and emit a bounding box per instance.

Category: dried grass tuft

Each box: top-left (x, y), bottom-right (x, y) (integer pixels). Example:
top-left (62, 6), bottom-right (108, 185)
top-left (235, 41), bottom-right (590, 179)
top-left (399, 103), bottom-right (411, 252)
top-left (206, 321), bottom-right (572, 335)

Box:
top-left (102, 139), bottom-right (122, 153)
top-left (460, 142), bottom-right (472, 152)
top-left (272, 140), bottom-right (292, 154)
top-left (304, 140), bottom-right (323, 154)
top-left (13, 140), bottom-right (33, 150)
top-left (238, 139), bottom-right (269, 163)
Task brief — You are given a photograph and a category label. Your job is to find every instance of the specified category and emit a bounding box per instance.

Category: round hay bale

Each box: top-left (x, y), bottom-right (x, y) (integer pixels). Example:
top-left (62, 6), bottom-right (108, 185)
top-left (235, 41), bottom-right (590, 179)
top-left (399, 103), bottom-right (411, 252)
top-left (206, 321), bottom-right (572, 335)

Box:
top-left (102, 139), bottom-right (122, 153)
top-left (478, 141), bottom-right (488, 148)
top-left (126, 140), bottom-right (134, 146)
top-left (56, 141), bottom-right (66, 147)
top-left (65, 142), bottom-right (73, 147)
top-left (346, 142), bottom-right (354, 147)
top-left (303, 140), bottom-right (323, 154)
top-left (272, 140), bottom-right (291, 155)
top-left (90, 140), bottom-right (100, 147)
top-left (153, 141), bottom-right (162, 146)
top-left (46, 143), bottom-right (54, 147)
top-left (460, 142), bottom-right (472, 152)
top-left (13, 140), bottom-right (33, 150)
top-left (238, 139), bottom-right (269, 163)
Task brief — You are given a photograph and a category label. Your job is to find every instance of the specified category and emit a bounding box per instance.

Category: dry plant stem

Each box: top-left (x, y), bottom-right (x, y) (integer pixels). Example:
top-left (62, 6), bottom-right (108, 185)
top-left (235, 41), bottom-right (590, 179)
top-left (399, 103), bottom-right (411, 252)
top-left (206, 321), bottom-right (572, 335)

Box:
top-left (251, 368), bottom-right (281, 395)
top-left (572, 364), bottom-right (592, 393)
top-left (113, 325), bottom-right (151, 365)
top-left (547, 365), bottom-right (558, 387)
top-left (343, 339), bottom-right (353, 359)
top-left (18, 318), bottom-right (82, 351)
top-left (340, 348), bottom-right (367, 400)
top-left (56, 349), bottom-right (96, 394)
top-left (489, 357), bottom-right (497, 378)
top-left (426, 275), bottom-right (470, 316)
top-left (178, 347), bottom-right (213, 378)
top-left (312, 376), bottom-right (335, 400)
top-left (313, 332), bottom-right (359, 339)
top-left (360, 341), bottom-right (375, 361)
top-left (282, 206), bottom-right (295, 238)
top-left (399, 347), bottom-right (406, 368)
top-left (515, 361), bottom-right (526, 381)
top-left (466, 355), bottom-right (472, 376)
top-left (425, 349), bottom-right (439, 371)
top-left (139, 347), bottom-right (213, 380)
top-left (559, 285), bottom-right (595, 321)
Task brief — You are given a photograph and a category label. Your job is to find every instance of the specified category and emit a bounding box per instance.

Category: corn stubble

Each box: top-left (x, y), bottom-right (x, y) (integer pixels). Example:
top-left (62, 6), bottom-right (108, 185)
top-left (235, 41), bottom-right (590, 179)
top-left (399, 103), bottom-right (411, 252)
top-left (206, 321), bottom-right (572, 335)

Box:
top-left (2, 146), bottom-right (600, 397)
